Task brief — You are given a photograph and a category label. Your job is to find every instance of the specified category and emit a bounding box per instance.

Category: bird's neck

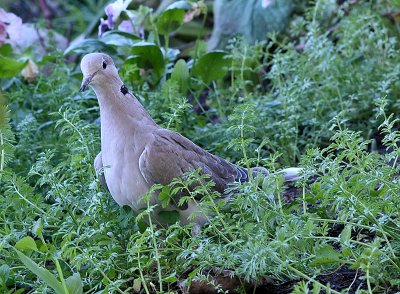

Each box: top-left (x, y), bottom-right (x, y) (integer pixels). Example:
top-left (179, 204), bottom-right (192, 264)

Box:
top-left (93, 82), bottom-right (158, 130)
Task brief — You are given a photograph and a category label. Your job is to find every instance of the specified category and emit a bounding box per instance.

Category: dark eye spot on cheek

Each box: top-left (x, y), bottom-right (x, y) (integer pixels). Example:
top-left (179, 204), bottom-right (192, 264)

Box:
top-left (120, 85), bottom-right (129, 95)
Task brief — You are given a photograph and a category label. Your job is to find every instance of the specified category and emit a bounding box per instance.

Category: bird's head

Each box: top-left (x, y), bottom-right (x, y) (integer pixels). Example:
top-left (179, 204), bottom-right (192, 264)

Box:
top-left (80, 53), bottom-right (119, 92)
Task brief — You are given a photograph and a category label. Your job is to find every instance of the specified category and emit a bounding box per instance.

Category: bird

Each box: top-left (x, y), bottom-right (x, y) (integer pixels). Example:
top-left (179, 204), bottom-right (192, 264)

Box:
top-left (80, 52), bottom-right (301, 226)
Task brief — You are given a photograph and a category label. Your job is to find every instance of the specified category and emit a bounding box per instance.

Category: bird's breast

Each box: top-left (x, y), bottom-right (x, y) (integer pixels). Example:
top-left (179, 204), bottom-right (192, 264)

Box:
top-left (100, 122), bottom-right (150, 210)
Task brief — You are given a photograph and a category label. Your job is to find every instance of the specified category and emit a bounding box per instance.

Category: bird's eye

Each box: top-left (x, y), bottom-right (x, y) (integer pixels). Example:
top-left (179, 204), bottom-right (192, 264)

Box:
top-left (102, 61), bottom-right (107, 69)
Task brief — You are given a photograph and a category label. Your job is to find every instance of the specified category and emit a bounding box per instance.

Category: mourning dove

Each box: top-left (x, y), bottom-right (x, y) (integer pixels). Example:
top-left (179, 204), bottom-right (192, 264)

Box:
top-left (80, 53), bottom-right (301, 225)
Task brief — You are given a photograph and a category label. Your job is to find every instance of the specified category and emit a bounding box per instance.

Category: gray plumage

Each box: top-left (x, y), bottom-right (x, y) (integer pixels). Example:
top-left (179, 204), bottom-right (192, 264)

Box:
top-left (80, 53), bottom-right (301, 225)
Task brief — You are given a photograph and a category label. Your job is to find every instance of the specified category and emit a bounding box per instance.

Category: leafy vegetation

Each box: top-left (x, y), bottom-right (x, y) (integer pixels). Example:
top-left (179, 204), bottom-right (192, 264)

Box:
top-left (0, 0), bottom-right (399, 293)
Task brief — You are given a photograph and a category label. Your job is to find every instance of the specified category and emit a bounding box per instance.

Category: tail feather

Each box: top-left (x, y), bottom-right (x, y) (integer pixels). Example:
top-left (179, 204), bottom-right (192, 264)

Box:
top-left (249, 166), bottom-right (303, 182)
top-left (235, 166), bottom-right (303, 183)
top-left (277, 167), bottom-right (303, 182)
top-left (250, 167), bottom-right (269, 178)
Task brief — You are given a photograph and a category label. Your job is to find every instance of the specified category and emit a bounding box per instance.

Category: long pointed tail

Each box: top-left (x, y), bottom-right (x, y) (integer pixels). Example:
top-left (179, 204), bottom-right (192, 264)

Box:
top-left (277, 167), bottom-right (303, 182)
top-left (249, 167), bottom-right (303, 182)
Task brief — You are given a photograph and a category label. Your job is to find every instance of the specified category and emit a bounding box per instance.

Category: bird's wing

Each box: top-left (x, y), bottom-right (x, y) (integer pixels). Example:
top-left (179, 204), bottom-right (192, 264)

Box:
top-left (138, 129), bottom-right (248, 198)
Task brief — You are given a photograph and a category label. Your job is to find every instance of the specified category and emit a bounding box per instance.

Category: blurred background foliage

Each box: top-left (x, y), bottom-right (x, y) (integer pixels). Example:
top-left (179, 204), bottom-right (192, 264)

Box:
top-left (1, 0), bottom-right (399, 166)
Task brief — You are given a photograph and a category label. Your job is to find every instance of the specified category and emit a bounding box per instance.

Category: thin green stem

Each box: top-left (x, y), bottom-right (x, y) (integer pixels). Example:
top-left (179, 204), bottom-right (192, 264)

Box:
top-left (200, 190), bottom-right (235, 241)
top-left (339, 187), bottom-right (396, 258)
top-left (128, 16), bottom-right (138, 36)
top-left (0, 133), bottom-right (4, 183)
top-left (150, 14), bottom-right (161, 48)
top-left (12, 181), bottom-right (47, 215)
top-left (240, 107), bottom-right (252, 182)
top-left (269, 253), bottom-right (342, 294)
top-left (164, 35), bottom-right (169, 64)
top-left (61, 113), bottom-right (91, 162)
top-left (137, 252), bottom-right (151, 294)
top-left (180, 179), bottom-right (234, 243)
top-left (240, 46), bottom-right (247, 96)
top-left (213, 81), bottom-right (225, 119)
top-left (188, 198), bottom-right (232, 243)
top-left (54, 258), bottom-right (70, 294)
top-left (147, 201), bottom-right (163, 293)
top-left (365, 248), bottom-right (376, 294)
top-left (302, 184), bottom-right (307, 215)
top-left (289, 264), bottom-right (340, 294)
top-left (392, 154), bottom-right (398, 168)
top-left (89, 260), bottom-right (125, 294)
top-left (312, 0), bottom-right (321, 26)
top-left (191, 5), bottom-right (208, 80)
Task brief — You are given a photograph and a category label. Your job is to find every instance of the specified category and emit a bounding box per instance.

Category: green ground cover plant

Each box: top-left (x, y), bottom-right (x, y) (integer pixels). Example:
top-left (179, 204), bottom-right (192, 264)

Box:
top-left (0, 0), bottom-right (399, 293)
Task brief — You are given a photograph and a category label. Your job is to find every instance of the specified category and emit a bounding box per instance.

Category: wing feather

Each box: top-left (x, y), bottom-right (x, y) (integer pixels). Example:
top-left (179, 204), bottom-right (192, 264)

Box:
top-left (138, 129), bottom-right (247, 195)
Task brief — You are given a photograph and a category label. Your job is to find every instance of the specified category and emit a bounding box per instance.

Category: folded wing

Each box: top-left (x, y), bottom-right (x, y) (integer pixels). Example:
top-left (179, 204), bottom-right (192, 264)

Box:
top-left (138, 129), bottom-right (248, 200)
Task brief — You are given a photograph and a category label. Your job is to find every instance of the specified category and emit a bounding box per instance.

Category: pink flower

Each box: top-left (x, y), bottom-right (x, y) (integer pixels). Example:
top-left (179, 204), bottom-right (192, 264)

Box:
top-left (105, 0), bottom-right (132, 28)
top-left (118, 20), bottom-right (132, 32)
top-left (0, 8), bottom-right (23, 47)
top-left (98, 18), bottom-right (109, 37)
top-left (117, 18), bottom-right (144, 38)
top-left (98, 0), bottom-right (132, 37)
top-left (184, 3), bottom-right (202, 23)
top-left (0, 8), bottom-right (67, 55)
top-left (0, 22), bottom-right (7, 45)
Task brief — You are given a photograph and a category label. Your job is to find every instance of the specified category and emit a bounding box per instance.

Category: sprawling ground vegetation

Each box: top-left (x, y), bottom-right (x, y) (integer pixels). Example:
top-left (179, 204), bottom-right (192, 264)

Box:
top-left (0, 0), bottom-right (399, 293)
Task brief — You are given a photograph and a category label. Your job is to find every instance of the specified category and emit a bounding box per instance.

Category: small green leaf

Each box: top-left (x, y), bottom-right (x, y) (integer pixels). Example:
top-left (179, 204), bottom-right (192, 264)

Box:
top-left (118, 205), bottom-right (135, 229)
top-left (64, 39), bottom-right (117, 56)
top-left (14, 248), bottom-right (64, 294)
top-left (166, 1), bottom-right (192, 10)
top-left (157, 210), bottom-right (180, 224)
top-left (158, 186), bottom-right (172, 208)
top-left (171, 59), bottom-right (189, 94)
top-left (310, 245), bottom-right (340, 267)
top-left (312, 282), bottom-right (322, 294)
top-left (156, 8), bottom-right (185, 35)
top-left (162, 272), bottom-right (178, 282)
top-left (0, 44), bottom-right (13, 56)
top-left (129, 42), bottom-right (165, 82)
top-left (192, 51), bottom-right (231, 84)
top-left (65, 273), bottom-right (83, 294)
top-left (15, 236), bottom-right (38, 252)
top-left (340, 224), bottom-right (352, 247)
top-left (342, 248), bottom-right (352, 257)
top-left (0, 56), bottom-right (27, 78)
top-left (0, 264), bottom-right (10, 286)
top-left (208, 0), bottom-right (292, 49)
top-left (101, 30), bottom-right (140, 47)
top-left (32, 218), bottom-right (44, 239)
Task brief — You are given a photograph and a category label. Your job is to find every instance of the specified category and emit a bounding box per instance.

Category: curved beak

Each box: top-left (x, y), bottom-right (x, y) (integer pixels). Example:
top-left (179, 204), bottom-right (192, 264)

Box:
top-left (80, 72), bottom-right (96, 92)
top-left (80, 80), bottom-right (89, 92)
